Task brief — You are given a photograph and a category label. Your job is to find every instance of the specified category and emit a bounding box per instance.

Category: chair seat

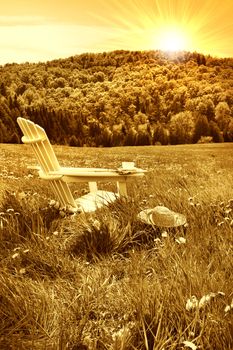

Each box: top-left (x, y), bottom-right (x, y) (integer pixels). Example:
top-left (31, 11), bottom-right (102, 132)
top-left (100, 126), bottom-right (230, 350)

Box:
top-left (75, 190), bottom-right (118, 212)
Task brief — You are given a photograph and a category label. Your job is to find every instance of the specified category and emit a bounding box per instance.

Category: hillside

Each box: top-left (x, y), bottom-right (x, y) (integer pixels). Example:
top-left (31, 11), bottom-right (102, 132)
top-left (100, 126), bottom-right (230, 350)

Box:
top-left (0, 50), bottom-right (233, 146)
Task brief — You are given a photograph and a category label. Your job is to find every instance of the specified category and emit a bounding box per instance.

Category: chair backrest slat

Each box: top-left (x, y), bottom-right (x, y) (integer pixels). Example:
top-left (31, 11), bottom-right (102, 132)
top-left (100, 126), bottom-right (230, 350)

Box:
top-left (17, 117), bottom-right (77, 210)
top-left (17, 118), bottom-right (60, 173)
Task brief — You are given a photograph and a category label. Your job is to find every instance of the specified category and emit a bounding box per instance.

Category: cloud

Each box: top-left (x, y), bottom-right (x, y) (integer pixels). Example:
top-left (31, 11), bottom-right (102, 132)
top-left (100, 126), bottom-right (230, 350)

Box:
top-left (0, 23), bottom-right (123, 64)
top-left (0, 16), bottom-right (50, 26)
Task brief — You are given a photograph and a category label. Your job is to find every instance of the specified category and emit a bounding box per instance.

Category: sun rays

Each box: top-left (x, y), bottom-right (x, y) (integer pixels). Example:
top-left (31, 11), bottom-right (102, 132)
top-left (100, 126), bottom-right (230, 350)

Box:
top-left (89, 0), bottom-right (233, 57)
top-left (0, 0), bottom-right (233, 64)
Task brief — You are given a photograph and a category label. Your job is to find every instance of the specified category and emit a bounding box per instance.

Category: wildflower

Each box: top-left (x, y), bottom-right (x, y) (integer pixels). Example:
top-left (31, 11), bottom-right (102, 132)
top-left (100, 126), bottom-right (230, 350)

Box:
top-left (217, 221), bottom-right (224, 227)
top-left (53, 231), bottom-right (59, 236)
top-left (183, 340), bottom-right (198, 350)
top-left (13, 247), bottom-right (21, 251)
top-left (224, 305), bottom-right (231, 313)
top-left (225, 208), bottom-right (232, 215)
top-left (186, 296), bottom-right (198, 311)
top-left (224, 298), bottom-right (233, 313)
top-left (198, 293), bottom-right (216, 309)
top-left (217, 291), bottom-right (225, 296)
top-left (49, 199), bottom-right (56, 206)
top-left (176, 237), bottom-right (186, 244)
top-left (161, 230), bottom-right (168, 238)
top-left (19, 268), bottom-right (26, 275)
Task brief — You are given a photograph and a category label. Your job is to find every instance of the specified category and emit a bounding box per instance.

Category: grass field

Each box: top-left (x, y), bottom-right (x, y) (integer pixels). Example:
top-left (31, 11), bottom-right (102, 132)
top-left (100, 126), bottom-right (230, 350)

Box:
top-left (0, 143), bottom-right (233, 350)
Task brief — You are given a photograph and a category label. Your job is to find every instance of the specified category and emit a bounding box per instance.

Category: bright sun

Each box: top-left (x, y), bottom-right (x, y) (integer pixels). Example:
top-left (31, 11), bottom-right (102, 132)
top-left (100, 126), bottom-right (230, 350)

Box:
top-left (157, 25), bottom-right (189, 52)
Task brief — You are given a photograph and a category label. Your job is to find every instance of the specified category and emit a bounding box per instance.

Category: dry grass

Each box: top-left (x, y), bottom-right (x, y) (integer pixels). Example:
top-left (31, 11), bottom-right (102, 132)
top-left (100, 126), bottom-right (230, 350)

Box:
top-left (0, 143), bottom-right (233, 350)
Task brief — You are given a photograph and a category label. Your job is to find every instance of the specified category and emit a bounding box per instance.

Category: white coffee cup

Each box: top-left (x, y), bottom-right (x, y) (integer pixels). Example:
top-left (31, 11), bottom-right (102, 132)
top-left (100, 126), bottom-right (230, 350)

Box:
top-left (122, 161), bottom-right (135, 169)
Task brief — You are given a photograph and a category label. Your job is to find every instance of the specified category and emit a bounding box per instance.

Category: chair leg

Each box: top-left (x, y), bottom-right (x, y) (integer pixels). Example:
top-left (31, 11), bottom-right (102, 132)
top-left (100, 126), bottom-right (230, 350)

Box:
top-left (117, 181), bottom-right (128, 197)
top-left (89, 181), bottom-right (98, 192)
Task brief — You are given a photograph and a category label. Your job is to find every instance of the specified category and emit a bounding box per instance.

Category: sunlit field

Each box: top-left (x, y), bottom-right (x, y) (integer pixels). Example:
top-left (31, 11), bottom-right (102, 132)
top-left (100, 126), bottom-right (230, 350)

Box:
top-left (0, 143), bottom-right (233, 350)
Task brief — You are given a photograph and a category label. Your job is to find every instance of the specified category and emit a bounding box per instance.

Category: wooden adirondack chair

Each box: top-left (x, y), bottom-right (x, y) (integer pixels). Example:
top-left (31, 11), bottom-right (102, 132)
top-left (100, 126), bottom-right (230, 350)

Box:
top-left (17, 117), bottom-right (146, 213)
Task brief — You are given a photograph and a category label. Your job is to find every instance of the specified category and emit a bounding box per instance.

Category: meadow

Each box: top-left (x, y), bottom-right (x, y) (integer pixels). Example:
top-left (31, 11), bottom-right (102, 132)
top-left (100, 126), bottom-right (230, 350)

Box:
top-left (0, 142), bottom-right (233, 350)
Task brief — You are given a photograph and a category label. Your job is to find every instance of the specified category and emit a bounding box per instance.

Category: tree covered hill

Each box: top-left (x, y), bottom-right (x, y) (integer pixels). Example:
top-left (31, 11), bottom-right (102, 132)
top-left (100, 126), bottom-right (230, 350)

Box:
top-left (0, 50), bottom-right (233, 146)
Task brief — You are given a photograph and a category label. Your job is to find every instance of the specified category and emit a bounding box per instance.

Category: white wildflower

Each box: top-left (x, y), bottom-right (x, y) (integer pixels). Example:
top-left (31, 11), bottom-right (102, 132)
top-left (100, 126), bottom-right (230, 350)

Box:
top-left (13, 247), bottom-right (21, 251)
top-left (53, 231), bottom-right (59, 236)
top-left (217, 291), bottom-right (225, 296)
top-left (199, 291), bottom-right (225, 309)
top-left (199, 294), bottom-right (213, 308)
top-left (217, 221), bottom-right (224, 226)
top-left (224, 305), bottom-right (231, 313)
top-left (161, 230), bottom-right (168, 238)
top-left (176, 237), bottom-right (186, 244)
top-left (183, 340), bottom-right (198, 350)
top-left (186, 296), bottom-right (198, 311)
top-left (224, 298), bottom-right (233, 313)
top-left (49, 199), bottom-right (56, 206)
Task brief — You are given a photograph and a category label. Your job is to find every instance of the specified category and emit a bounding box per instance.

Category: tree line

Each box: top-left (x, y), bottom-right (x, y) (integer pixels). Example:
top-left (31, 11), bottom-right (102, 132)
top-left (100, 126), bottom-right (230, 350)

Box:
top-left (0, 50), bottom-right (233, 146)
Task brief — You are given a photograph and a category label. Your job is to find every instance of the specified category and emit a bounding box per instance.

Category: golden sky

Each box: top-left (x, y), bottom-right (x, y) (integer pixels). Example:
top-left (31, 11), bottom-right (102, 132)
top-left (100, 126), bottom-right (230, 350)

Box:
top-left (1, 0), bottom-right (233, 65)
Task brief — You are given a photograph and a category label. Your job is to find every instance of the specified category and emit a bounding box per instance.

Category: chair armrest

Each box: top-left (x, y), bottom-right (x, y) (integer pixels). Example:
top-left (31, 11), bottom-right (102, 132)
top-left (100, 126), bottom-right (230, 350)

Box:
top-left (54, 166), bottom-right (146, 177)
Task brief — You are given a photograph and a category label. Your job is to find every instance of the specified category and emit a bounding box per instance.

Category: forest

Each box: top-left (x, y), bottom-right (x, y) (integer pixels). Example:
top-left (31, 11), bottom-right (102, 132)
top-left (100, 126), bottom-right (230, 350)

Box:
top-left (0, 49), bottom-right (233, 146)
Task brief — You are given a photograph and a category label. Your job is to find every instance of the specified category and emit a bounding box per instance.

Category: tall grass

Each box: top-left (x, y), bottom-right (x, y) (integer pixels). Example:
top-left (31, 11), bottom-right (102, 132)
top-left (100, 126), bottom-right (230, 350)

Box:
top-left (0, 143), bottom-right (232, 349)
